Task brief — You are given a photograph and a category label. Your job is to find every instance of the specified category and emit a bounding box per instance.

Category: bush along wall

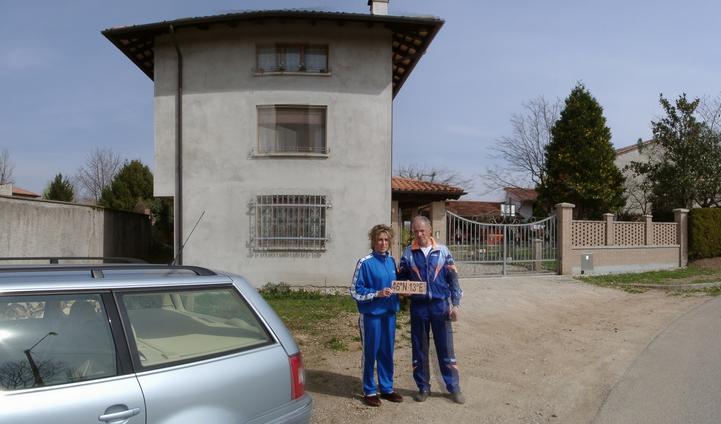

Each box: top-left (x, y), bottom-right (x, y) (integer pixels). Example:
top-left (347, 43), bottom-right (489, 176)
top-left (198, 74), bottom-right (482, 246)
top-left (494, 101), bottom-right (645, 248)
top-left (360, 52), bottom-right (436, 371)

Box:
top-left (688, 208), bottom-right (721, 259)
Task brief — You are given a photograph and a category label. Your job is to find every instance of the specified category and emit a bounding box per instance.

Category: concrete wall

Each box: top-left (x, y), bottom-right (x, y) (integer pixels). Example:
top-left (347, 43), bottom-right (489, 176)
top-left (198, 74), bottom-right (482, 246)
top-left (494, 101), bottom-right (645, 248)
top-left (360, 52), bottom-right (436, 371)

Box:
top-left (0, 196), bottom-right (150, 260)
top-left (556, 203), bottom-right (687, 276)
top-left (153, 22), bottom-right (393, 286)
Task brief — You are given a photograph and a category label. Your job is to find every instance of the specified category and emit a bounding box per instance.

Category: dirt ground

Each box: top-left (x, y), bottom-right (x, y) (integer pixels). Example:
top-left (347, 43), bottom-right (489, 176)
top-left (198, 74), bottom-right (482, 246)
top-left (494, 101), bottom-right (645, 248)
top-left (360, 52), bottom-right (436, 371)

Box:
top-left (304, 275), bottom-right (713, 424)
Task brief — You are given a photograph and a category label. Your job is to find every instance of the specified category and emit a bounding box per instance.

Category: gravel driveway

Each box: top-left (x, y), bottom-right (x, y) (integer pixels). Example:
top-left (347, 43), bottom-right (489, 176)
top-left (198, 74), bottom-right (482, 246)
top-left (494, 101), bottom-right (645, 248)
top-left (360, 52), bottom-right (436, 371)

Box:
top-left (306, 275), bottom-right (708, 424)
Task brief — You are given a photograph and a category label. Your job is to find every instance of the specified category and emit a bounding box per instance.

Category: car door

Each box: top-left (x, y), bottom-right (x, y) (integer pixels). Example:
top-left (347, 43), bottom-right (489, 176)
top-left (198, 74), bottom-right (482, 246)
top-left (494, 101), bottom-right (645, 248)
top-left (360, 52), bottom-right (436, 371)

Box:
top-left (0, 292), bottom-right (146, 424)
top-left (116, 285), bottom-right (292, 423)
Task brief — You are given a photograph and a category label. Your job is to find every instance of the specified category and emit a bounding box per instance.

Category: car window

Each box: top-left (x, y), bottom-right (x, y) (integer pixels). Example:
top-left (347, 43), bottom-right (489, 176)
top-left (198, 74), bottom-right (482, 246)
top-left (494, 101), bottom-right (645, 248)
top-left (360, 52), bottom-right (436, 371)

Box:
top-left (119, 287), bottom-right (273, 368)
top-left (0, 294), bottom-right (117, 391)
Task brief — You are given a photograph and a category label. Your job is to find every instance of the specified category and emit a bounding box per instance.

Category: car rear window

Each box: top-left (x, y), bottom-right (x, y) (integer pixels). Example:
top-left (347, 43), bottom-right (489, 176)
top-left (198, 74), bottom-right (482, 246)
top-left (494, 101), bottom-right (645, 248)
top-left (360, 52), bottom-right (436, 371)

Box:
top-left (0, 294), bottom-right (117, 391)
top-left (118, 287), bottom-right (274, 368)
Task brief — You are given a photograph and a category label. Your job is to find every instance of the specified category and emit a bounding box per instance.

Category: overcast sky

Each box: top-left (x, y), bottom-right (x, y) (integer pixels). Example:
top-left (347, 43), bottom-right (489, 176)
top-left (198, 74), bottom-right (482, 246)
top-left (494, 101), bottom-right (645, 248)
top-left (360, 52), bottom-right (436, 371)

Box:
top-left (2, 0), bottom-right (720, 199)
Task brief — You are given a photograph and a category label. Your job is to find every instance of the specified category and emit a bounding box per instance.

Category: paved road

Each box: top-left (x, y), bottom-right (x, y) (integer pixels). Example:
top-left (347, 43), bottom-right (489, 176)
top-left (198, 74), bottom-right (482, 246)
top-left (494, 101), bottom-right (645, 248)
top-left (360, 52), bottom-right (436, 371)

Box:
top-left (593, 295), bottom-right (721, 424)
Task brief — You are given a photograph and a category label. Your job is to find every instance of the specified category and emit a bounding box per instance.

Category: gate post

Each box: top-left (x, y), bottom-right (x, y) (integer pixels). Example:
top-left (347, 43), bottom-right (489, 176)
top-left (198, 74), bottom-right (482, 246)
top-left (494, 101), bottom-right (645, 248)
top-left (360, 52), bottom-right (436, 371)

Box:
top-left (532, 238), bottom-right (543, 271)
top-left (430, 201), bottom-right (447, 244)
top-left (556, 203), bottom-right (575, 275)
top-left (673, 208), bottom-right (689, 267)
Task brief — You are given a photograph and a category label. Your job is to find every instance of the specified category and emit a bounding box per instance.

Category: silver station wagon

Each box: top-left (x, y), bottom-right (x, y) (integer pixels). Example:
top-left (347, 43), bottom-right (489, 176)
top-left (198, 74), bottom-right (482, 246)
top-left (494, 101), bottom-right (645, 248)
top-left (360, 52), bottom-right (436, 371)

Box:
top-left (0, 264), bottom-right (312, 423)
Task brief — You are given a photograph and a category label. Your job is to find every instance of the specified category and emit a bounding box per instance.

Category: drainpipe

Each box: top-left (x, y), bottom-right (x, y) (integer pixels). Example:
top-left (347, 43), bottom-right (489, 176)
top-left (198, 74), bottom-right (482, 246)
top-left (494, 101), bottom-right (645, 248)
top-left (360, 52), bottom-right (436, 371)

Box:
top-left (169, 25), bottom-right (184, 264)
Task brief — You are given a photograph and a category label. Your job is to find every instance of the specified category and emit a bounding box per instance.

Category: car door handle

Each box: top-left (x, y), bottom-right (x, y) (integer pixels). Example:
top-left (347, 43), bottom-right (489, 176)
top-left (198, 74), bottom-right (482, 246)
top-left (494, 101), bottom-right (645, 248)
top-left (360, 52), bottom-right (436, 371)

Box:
top-left (98, 407), bottom-right (141, 422)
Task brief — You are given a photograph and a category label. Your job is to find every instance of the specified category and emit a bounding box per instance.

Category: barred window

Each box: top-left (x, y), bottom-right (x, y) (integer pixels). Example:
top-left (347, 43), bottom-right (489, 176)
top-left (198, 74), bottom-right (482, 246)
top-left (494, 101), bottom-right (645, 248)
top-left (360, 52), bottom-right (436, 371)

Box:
top-left (257, 106), bottom-right (327, 155)
top-left (253, 195), bottom-right (330, 251)
top-left (256, 45), bottom-right (328, 73)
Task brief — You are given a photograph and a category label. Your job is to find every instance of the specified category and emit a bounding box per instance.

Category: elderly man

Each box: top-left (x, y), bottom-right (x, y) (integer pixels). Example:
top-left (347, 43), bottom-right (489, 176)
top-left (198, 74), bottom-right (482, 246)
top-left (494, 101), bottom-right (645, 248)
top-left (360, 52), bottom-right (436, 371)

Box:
top-left (398, 215), bottom-right (464, 404)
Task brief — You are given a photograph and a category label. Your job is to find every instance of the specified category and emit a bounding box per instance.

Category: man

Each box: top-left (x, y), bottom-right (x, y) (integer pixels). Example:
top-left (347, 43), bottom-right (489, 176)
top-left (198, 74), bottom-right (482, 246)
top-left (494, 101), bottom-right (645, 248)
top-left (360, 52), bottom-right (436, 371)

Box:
top-left (398, 215), bottom-right (464, 404)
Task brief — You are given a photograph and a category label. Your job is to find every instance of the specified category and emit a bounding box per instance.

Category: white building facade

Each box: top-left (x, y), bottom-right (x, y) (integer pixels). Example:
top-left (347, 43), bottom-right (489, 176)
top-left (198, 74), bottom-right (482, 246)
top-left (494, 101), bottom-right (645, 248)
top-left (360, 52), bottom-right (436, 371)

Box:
top-left (104, 8), bottom-right (442, 286)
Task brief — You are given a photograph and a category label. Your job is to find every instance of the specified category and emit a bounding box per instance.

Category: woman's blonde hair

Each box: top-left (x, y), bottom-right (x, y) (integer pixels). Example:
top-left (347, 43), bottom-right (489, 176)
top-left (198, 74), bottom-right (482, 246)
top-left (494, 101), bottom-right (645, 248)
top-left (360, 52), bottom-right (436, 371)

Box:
top-left (368, 224), bottom-right (394, 249)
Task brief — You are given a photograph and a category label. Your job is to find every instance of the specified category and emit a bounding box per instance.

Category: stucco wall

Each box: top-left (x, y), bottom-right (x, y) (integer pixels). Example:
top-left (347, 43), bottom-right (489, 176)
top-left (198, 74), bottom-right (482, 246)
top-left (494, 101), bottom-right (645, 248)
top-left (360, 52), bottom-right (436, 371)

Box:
top-left (153, 22), bottom-right (393, 286)
top-left (0, 196), bottom-right (150, 260)
top-left (570, 246), bottom-right (680, 275)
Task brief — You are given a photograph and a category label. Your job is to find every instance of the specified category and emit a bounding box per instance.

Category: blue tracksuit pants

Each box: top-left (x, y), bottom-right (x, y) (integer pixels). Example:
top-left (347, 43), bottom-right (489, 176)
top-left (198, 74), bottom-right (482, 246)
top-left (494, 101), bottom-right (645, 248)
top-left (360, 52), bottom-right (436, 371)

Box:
top-left (410, 299), bottom-right (460, 393)
top-left (359, 311), bottom-right (396, 396)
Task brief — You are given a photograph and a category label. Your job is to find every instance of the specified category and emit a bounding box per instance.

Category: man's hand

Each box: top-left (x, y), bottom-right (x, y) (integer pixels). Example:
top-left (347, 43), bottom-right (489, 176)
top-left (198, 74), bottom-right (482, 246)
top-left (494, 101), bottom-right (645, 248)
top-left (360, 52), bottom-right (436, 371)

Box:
top-left (449, 305), bottom-right (460, 322)
top-left (376, 287), bottom-right (393, 298)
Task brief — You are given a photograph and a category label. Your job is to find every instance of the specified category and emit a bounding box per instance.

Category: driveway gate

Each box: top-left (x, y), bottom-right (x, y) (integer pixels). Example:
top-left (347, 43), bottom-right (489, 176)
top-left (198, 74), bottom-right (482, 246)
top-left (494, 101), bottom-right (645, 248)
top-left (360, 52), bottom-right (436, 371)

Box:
top-left (446, 212), bottom-right (557, 276)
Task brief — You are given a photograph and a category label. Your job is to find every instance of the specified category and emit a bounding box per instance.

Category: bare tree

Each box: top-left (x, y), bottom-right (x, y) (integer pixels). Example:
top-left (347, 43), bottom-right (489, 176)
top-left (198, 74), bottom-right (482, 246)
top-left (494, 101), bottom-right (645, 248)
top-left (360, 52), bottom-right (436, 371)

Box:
top-left (481, 96), bottom-right (561, 190)
top-left (395, 164), bottom-right (474, 192)
top-left (0, 149), bottom-right (15, 184)
top-left (74, 147), bottom-right (122, 203)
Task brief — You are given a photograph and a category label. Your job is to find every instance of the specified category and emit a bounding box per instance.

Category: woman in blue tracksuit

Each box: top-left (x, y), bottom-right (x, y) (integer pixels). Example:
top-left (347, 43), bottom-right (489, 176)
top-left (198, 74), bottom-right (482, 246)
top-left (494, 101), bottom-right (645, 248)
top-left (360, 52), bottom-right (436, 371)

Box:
top-left (350, 224), bottom-right (404, 407)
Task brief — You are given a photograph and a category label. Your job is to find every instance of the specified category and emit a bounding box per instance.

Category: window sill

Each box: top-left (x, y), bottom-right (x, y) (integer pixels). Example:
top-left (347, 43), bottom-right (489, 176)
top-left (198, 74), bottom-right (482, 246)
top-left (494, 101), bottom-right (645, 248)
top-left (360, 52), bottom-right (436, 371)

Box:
top-left (254, 71), bottom-right (331, 77)
top-left (250, 152), bottom-right (329, 159)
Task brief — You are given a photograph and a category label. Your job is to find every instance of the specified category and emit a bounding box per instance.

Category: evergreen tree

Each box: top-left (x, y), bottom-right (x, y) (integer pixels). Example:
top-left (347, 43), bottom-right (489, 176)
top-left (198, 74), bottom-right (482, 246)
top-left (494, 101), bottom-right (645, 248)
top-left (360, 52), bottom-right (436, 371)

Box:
top-left (537, 83), bottom-right (625, 219)
top-left (99, 160), bottom-right (153, 212)
top-left (43, 173), bottom-right (74, 202)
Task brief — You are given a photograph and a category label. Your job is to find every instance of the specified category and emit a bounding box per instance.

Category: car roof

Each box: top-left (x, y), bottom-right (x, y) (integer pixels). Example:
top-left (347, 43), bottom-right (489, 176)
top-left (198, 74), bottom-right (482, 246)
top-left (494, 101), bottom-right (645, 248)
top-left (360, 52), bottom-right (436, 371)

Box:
top-left (0, 264), bottom-right (235, 293)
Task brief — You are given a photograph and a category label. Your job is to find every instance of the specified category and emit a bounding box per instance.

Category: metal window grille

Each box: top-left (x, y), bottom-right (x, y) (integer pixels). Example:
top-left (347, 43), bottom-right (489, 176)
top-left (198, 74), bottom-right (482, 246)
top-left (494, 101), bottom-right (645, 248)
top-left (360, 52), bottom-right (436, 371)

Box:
top-left (253, 195), bottom-right (329, 251)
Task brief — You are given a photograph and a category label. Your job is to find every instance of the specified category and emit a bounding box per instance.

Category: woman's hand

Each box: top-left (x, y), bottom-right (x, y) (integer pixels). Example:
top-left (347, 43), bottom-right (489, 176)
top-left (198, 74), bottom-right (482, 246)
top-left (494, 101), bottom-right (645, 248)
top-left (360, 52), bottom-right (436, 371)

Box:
top-left (376, 287), bottom-right (393, 298)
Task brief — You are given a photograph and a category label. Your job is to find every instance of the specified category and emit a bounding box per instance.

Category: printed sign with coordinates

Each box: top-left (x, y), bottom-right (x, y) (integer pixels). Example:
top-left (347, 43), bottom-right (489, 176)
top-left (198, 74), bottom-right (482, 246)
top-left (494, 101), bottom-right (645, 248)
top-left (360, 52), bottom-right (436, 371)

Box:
top-left (392, 280), bottom-right (427, 295)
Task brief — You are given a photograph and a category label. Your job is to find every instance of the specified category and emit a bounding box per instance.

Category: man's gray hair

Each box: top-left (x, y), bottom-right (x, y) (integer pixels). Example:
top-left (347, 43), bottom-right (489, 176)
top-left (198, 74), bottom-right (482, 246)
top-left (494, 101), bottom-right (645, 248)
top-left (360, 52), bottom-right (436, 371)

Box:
top-left (411, 215), bottom-right (432, 229)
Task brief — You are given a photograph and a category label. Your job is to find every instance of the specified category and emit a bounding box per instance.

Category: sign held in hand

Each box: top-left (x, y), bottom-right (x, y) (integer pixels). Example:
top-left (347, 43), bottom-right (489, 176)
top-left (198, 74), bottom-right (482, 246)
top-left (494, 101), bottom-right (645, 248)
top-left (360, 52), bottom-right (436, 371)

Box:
top-left (392, 280), bottom-right (427, 295)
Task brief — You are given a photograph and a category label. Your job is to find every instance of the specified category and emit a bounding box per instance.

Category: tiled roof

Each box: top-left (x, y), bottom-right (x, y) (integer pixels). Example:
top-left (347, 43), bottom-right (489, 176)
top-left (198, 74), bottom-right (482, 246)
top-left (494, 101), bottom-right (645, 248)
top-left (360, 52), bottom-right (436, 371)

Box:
top-left (391, 176), bottom-right (465, 194)
top-left (446, 200), bottom-right (501, 216)
top-left (12, 186), bottom-right (41, 198)
top-left (616, 139), bottom-right (654, 155)
top-left (504, 187), bottom-right (537, 202)
top-left (102, 9), bottom-right (443, 98)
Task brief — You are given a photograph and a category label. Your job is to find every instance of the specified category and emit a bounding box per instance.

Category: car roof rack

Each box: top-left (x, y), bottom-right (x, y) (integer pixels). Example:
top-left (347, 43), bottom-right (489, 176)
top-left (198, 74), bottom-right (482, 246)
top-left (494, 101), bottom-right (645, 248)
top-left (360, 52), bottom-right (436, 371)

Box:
top-left (0, 262), bottom-right (217, 278)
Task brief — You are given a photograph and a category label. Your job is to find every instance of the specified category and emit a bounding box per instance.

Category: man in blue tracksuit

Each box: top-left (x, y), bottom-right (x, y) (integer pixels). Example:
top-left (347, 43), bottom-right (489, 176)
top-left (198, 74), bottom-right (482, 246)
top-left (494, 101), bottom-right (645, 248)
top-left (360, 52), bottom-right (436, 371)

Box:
top-left (350, 224), bottom-right (403, 407)
top-left (398, 215), bottom-right (465, 404)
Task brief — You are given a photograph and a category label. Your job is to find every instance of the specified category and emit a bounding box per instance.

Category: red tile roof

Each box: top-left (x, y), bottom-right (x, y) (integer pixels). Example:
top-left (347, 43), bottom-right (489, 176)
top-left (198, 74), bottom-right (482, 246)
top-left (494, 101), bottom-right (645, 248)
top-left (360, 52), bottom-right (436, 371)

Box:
top-left (391, 176), bottom-right (465, 195)
top-left (504, 187), bottom-right (537, 202)
top-left (446, 200), bottom-right (501, 216)
top-left (11, 186), bottom-right (40, 198)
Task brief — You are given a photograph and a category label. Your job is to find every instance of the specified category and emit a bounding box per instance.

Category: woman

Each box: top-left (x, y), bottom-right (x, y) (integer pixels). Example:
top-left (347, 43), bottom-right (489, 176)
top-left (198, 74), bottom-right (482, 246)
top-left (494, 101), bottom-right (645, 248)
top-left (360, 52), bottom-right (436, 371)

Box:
top-left (350, 224), bottom-right (403, 407)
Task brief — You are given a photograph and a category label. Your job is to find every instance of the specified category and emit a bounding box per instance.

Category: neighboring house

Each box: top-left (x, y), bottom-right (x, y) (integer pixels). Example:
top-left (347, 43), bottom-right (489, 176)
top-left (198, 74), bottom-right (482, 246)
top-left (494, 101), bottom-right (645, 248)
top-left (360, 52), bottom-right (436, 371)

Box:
top-left (503, 187), bottom-right (537, 219)
top-left (103, 3), bottom-right (443, 285)
top-left (445, 200), bottom-right (501, 219)
top-left (615, 139), bottom-right (655, 215)
top-left (0, 184), bottom-right (41, 199)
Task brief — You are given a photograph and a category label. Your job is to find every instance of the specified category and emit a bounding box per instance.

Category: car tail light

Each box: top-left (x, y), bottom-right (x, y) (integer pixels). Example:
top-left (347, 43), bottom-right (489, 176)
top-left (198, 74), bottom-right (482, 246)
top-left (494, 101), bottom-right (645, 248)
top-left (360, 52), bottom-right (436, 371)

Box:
top-left (289, 352), bottom-right (305, 400)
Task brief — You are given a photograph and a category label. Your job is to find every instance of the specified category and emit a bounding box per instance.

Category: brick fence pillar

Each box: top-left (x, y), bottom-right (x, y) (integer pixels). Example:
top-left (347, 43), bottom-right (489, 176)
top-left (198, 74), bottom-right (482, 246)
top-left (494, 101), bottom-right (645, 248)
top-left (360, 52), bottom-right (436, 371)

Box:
top-left (673, 208), bottom-right (689, 267)
top-left (644, 214), bottom-right (653, 245)
top-left (555, 203), bottom-right (575, 275)
top-left (603, 213), bottom-right (614, 246)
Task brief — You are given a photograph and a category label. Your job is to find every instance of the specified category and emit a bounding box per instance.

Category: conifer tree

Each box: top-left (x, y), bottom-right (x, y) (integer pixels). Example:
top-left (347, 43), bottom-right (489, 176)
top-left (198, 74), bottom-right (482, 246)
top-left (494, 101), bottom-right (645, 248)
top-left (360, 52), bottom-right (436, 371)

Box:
top-left (43, 173), bottom-right (74, 202)
top-left (537, 83), bottom-right (625, 218)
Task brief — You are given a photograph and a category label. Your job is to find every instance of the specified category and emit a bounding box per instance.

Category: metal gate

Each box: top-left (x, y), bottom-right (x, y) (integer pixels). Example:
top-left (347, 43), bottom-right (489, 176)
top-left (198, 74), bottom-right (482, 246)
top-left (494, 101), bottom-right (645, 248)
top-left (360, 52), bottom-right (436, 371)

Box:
top-left (446, 212), bottom-right (557, 276)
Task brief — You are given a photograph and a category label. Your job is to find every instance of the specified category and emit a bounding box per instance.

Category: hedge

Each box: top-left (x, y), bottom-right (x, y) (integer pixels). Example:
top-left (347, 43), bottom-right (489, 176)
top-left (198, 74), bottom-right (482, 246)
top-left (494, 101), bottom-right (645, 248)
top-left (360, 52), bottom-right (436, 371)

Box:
top-left (688, 208), bottom-right (721, 259)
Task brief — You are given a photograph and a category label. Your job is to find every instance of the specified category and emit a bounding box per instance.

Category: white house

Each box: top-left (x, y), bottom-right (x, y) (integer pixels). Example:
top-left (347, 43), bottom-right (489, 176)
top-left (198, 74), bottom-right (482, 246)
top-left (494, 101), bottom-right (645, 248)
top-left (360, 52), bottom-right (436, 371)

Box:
top-left (103, 3), bottom-right (443, 285)
top-left (615, 139), bottom-right (655, 215)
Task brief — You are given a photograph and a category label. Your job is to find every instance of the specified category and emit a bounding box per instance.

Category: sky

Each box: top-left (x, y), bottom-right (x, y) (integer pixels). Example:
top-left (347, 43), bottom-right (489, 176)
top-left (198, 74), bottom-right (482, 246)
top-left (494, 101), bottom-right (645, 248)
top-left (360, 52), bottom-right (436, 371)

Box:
top-left (3, 0), bottom-right (721, 200)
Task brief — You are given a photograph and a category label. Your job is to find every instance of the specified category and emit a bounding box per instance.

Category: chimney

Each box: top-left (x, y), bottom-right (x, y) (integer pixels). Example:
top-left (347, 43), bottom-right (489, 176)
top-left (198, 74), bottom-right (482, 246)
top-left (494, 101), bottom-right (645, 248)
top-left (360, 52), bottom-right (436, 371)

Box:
top-left (368, 0), bottom-right (389, 15)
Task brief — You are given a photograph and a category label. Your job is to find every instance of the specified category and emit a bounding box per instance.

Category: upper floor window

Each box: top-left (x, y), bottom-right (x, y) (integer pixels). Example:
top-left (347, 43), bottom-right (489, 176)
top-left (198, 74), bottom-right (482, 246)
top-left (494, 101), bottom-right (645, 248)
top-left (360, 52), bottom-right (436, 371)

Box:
top-left (256, 45), bottom-right (328, 73)
top-left (257, 105), bottom-right (327, 155)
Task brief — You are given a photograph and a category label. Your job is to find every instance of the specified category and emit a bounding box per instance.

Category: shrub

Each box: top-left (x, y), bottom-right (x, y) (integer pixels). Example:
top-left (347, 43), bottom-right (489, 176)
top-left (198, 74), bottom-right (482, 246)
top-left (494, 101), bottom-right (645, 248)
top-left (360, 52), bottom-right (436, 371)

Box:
top-left (689, 208), bottom-right (721, 259)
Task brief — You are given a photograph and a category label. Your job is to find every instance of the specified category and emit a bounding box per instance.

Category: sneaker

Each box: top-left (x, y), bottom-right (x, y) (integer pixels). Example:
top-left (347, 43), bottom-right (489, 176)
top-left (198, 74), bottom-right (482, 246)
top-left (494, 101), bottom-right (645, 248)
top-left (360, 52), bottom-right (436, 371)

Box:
top-left (412, 390), bottom-right (429, 402)
top-left (380, 392), bottom-right (404, 403)
top-left (362, 395), bottom-right (381, 407)
top-left (451, 391), bottom-right (466, 404)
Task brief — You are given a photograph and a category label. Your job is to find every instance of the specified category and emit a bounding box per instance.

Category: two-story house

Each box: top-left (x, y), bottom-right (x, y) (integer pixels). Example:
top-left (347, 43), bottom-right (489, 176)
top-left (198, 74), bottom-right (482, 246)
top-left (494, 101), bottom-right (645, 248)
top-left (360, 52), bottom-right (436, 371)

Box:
top-left (103, 3), bottom-right (443, 285)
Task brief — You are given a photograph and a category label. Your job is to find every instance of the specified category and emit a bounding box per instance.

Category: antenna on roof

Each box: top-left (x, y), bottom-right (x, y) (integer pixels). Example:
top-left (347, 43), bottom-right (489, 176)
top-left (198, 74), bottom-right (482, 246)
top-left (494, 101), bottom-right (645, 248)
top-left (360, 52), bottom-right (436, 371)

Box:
top-left (171, 210), bottom-right (205, 266)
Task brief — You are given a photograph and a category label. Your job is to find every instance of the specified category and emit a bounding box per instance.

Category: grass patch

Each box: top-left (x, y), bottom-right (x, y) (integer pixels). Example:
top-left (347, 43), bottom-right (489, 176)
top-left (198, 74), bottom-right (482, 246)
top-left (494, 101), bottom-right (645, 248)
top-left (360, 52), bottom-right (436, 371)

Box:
top-left (259, 283), bottom-right (356, 334)
top-left (325, 337), bottom-right (348, 351)
top-left (579, 265), bottom-right (721, 293)
top-left (581, 266), bottom-right (716, 285)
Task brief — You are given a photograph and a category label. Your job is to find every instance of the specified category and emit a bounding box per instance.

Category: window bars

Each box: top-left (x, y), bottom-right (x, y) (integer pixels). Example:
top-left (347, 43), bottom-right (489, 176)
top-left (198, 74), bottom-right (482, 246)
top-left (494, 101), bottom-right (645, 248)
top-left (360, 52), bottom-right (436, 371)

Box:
top-left (252, 195), bottom-right (330, 251)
